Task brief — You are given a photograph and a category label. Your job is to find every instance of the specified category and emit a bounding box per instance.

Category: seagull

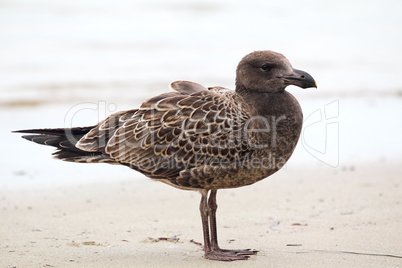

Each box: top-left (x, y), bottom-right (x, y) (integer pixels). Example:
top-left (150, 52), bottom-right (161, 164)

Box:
top-left (15, 50), bottom-right (317, 261)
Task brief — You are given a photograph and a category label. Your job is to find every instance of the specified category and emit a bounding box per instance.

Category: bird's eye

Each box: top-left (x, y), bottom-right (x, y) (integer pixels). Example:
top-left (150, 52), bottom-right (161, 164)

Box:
top-left (260, 63), bottom-right (272, 71)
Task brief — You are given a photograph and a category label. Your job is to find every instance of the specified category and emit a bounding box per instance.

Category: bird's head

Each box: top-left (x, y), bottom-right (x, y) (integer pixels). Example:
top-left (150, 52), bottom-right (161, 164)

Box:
top-left (235, 50), bottom-right (317, 93)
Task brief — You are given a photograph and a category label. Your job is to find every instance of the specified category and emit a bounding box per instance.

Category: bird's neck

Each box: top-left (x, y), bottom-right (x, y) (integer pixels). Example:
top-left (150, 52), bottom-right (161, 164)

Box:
top-left (236, 89), bottom-right (301, 118)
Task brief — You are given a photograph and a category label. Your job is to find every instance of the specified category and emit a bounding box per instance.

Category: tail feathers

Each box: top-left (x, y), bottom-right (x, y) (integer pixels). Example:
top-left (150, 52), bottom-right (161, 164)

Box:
top-left (14, 126), bottom-right (115, 163)
top-left (19, 134), bottom-right (62, 147)
top-left (14, 127), bottom-right (94, 147)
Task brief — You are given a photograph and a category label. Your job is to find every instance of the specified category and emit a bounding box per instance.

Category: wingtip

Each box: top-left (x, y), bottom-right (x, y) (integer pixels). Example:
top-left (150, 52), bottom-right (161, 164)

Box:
top-left (12, 129), bottom-right (47, 134)
top-left (12, 129), bottom-right (26, 133)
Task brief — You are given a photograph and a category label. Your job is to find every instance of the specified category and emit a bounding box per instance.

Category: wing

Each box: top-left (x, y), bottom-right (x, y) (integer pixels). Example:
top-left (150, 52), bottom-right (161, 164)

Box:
top-left (76, 109), bottom-right (138, 153)
top-left (77, 88), bottom-right (253, 188)
top-left (169, 80), bottom-right (208, 94)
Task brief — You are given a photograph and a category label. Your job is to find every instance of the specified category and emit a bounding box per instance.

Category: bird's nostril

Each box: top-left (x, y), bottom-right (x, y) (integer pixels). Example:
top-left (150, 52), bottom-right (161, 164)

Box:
top-left (301, 75), bottom-right (305, 78)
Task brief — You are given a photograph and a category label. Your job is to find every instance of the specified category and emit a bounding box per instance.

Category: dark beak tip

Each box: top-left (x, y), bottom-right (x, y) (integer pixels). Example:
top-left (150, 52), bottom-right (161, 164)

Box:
top-left (294, 69), bottom-right (317, 89)
top-left (282, 69), bottom-right (317, 89)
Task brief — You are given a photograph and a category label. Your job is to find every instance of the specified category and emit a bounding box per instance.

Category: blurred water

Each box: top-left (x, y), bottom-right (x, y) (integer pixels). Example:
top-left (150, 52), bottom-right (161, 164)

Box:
top-left (1, 0), bottom-right (401, 188)
top-left (1, 0), bottom-right (402, 104)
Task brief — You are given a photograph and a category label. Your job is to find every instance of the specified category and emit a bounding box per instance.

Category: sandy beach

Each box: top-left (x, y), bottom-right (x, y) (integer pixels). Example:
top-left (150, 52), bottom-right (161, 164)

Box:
top-left (2, 160), bottom-right (401, 267)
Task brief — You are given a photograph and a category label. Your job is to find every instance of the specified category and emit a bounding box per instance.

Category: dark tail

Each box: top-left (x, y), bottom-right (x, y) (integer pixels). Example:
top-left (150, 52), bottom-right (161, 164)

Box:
top-left (13, 126), bottom-right (103, 162)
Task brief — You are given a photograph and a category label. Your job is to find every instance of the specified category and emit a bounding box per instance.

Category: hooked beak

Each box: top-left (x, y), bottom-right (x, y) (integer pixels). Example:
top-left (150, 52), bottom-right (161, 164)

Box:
top-left (282, 68), bottom-right (317, 89)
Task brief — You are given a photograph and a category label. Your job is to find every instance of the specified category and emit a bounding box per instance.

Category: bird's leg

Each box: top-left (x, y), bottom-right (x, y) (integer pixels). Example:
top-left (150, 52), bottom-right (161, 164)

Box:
top-left (208, 189), bottom-right (224, 252)
top-left (208, 190), bottom-right (258, 256)
top-left (200, 190), bottom-right (247, 261)
top-left (199, 189), bottom-right (257, 261)
top-left (199, 190), bottom-right (212, 255)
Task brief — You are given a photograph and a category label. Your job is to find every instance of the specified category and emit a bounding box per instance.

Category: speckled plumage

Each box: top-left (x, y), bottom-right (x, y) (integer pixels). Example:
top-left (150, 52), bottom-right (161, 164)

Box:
top-left (15, 51), bottom-right (316, 261)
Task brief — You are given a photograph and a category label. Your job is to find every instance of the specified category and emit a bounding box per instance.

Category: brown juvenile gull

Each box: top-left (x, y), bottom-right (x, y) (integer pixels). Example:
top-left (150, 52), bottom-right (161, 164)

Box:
top-left (14, 50), bottom-right (317, 261)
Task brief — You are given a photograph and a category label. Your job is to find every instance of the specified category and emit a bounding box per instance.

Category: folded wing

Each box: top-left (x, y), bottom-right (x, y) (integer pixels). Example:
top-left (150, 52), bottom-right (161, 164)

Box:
top-left (77, 87), bottom-right (252, 186)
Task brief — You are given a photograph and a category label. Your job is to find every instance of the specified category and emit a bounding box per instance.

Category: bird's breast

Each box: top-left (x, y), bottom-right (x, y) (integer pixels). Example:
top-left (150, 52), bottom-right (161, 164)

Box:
top-left (237, 91), bottom-right (303, 178)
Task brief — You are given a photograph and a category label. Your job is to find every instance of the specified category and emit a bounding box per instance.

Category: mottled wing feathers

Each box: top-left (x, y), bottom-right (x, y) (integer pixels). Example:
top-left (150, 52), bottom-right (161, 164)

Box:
top-left (77, 88), bottom-right (253, 186)
top-left (16, 86), bottom-right (254, 189)
top-left (76, 110), bottom-right (138, 153)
